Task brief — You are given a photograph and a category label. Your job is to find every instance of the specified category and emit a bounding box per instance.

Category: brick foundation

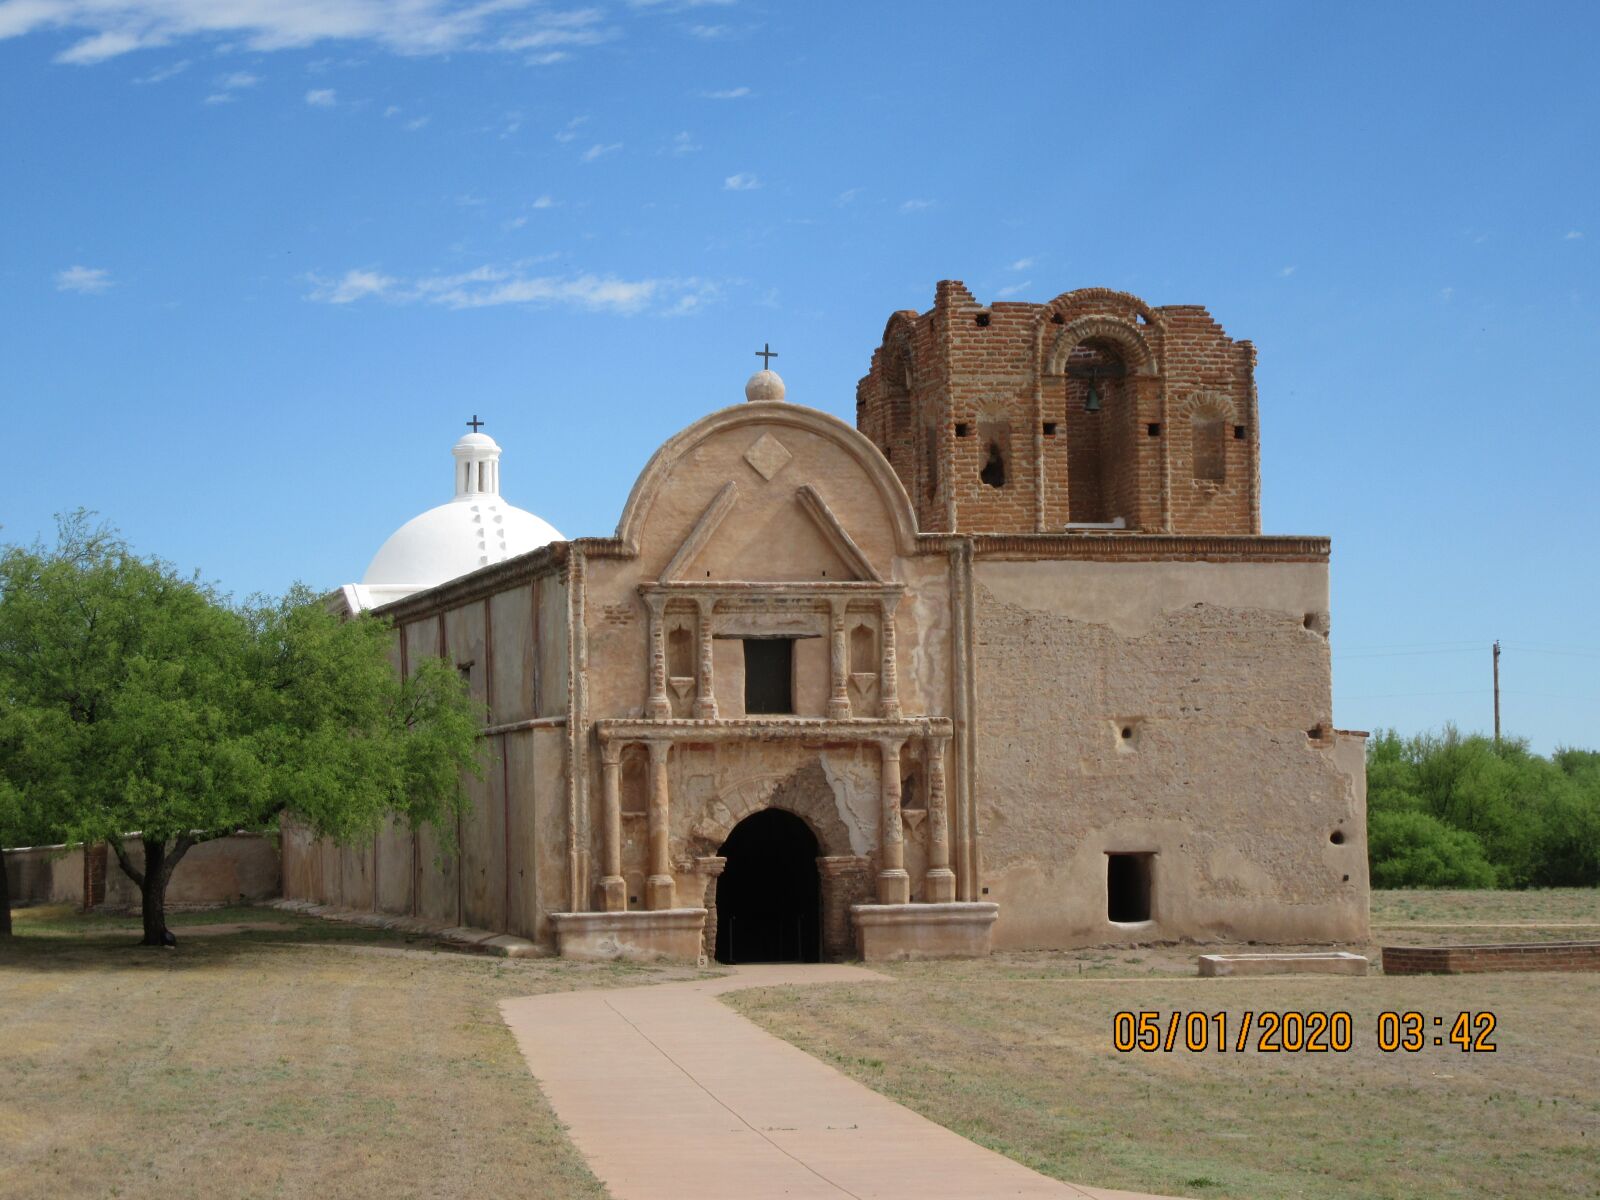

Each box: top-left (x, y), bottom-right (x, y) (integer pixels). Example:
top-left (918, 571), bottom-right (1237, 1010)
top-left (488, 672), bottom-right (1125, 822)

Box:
top-left (1382, 942), bottom-right (1600, 975)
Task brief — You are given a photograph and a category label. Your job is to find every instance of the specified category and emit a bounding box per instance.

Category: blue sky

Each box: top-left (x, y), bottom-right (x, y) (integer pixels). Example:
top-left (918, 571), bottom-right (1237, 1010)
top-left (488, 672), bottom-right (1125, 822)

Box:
top-left (1, 1), bottom-right (1596, 751)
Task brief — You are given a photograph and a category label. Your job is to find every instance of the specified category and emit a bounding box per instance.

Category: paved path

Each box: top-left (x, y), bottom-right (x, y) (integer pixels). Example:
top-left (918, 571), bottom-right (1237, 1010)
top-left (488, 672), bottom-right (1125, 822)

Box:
top-left (500, 964), bottom-right (1181, 1200)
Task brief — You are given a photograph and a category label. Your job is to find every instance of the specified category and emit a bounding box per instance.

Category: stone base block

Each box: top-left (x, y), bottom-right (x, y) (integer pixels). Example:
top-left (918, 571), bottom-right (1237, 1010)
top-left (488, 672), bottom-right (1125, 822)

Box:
top-left (550, 908), bottom-right (707, 963)
top-left (852, 901), bottom-right (999, 962)
top-left (1198, 951), bottom-right (1369, 977)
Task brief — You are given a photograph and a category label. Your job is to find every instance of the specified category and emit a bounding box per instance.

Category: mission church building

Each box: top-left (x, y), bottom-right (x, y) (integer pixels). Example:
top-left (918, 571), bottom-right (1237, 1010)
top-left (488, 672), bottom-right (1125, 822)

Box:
top-left (282, 281), bottom-right (1370, 962)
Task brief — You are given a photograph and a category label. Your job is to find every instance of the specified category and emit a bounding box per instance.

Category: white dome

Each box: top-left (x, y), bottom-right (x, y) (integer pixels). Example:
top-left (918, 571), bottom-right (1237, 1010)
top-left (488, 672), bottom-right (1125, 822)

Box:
top-left (362, 498), bottom-right (563, 586)
top-left (349, 424), bottom-right (564, 605)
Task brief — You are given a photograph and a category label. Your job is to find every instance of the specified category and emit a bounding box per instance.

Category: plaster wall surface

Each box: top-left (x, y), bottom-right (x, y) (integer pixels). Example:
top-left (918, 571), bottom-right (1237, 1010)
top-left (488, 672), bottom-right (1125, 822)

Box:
top-left (7, 834), bottom-right (281, 909)
top-left (970, 558), bottom-right (1367, 948)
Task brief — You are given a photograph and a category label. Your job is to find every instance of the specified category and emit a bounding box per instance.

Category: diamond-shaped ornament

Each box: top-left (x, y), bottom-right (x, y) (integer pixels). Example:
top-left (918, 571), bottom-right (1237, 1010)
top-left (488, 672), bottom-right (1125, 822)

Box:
top-left (743, 433), bottom-right (792, 481)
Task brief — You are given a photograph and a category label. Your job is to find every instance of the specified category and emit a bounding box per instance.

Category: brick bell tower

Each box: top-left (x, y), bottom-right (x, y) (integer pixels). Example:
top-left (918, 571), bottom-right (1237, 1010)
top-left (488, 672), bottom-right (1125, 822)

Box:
top-left (855, 281), bottom-right (1262, 537)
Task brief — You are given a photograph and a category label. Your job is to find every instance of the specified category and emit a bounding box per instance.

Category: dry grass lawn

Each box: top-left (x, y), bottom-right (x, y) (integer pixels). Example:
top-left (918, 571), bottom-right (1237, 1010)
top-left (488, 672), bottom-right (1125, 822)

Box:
top-left (0, 905), bottom-right (704, 1200)
top-left (730, 889), bottom-right (1600, 1200)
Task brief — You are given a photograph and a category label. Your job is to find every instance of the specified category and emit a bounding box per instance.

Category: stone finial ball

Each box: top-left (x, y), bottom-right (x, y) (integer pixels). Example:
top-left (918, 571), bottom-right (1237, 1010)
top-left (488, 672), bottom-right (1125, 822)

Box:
top-left (745, 368), bottom-right (786, 403)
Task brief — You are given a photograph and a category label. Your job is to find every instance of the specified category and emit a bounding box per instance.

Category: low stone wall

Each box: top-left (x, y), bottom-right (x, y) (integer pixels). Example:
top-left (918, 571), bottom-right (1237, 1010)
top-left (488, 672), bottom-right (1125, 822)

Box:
top-left (4, 833), bottom-right (280, 911)
top-left (1382, 942), bottom-right (1600, 975)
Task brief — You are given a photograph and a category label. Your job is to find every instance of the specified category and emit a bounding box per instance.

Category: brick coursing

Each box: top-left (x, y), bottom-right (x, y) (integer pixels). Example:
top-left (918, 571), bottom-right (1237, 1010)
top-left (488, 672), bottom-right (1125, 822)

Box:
top-left (857, 282), bottom-right (1261, 538)
top-left (1382, 943), bottom-right (1600, 975)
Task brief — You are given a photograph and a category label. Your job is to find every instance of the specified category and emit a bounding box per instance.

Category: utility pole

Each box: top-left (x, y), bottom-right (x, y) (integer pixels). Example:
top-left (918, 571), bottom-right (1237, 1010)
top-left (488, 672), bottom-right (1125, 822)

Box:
top-left (1492, 640), bottom-right (1501, 745)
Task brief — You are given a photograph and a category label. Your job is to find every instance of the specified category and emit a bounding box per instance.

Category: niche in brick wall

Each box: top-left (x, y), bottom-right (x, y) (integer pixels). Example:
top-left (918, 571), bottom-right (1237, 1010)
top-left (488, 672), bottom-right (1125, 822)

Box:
top-left (1192, 415), bottom-right (1226, 483)
top-left (978, 418), bottom-right (1010, 489)
top-left (1064, 340), bottom-right (1132, 523)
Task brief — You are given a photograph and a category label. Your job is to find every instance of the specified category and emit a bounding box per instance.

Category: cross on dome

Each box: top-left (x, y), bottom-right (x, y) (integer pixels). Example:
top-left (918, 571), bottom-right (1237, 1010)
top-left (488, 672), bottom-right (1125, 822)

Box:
top-left (467, 414), bottom-right (485, 432)
top-left (755, 343), bottom-right (778, 368)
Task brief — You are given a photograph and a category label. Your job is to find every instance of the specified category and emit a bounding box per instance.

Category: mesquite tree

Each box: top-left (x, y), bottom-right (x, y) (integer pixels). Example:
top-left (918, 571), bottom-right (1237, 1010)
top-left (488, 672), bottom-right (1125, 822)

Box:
top-left (0, 514), bottom-right (481, 945)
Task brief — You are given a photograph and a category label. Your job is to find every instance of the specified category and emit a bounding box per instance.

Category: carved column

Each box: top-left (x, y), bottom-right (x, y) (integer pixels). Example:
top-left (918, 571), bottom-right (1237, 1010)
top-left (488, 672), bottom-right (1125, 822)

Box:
top-left (876, 737), bottom-right (910, 904)
top-left (827, 599), bottom-right (850, 720)
top-left (645, 594), bottom-right (671, 720)
top-left (696, 855), bottom-right (727, 961)
top-left (880, 595), bottom-right (901, 719)
top-left (693, 597), bottom-right (717, 719)
top-left (644, 740), bottom-right (675, 909)
top-left (923, 733), bottom-right (956, 903)
top-left (597, 740), bottom-right (626, 911)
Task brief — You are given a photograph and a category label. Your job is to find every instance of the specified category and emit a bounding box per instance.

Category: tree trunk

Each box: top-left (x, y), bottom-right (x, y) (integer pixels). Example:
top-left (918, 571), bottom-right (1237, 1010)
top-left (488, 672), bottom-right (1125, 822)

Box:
top-left (1, 848), bottom-right (12, 937)
top-left (139, 836), bottom-right (168, 946)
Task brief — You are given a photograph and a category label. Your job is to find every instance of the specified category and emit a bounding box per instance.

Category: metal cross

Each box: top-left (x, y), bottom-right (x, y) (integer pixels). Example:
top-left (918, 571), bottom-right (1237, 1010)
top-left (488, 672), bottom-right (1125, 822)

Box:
top-left (466, 414), bottom-right (485, 432)
top-left (755, 343), bottom-right (778, 369)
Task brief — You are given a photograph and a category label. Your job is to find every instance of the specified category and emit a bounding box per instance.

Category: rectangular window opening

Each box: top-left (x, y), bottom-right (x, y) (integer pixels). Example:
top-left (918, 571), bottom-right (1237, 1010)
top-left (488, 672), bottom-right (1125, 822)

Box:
top-left (1233, 424), bottom-right (1247, 440)
top-left (742, 637), bottom-right (795, 715)
top-left (1107, 852), bottom-right (1153, 923)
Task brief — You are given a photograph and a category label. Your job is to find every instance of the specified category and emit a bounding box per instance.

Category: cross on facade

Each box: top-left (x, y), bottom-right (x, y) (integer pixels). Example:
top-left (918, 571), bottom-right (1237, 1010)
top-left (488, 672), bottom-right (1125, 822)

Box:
top-left (466, 415), bottom-right (485, 432)
top-left (755, 343), bottom-right (778, 369)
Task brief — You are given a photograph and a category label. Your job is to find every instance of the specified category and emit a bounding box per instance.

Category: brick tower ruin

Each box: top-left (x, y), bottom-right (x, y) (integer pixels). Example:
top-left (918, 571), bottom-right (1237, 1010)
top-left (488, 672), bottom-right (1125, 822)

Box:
top-left (856, 281), bottom-right (1260, 537)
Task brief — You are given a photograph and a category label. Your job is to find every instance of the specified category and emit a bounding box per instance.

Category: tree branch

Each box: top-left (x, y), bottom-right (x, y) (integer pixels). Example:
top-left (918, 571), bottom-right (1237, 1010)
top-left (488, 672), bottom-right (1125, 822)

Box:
top-left (108, 837), bottom-right (144, 888)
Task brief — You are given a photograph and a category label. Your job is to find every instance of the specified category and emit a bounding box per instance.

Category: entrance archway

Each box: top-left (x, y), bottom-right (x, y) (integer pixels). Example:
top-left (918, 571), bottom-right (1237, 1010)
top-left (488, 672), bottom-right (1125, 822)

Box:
top-left (714, 808), bottom-right (821, 964)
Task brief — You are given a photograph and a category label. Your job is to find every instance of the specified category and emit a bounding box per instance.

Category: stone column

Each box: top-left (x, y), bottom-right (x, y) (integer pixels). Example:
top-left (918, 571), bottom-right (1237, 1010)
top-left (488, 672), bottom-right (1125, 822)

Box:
top-left (596, 741), bottom-right (625, 912)
top-left (645, 594), bottom-right (671, 720)
top-left (880, 595), bottom-right (901, 719)
top-left (827, 599), bottom-right (850, 720)
top-left (693, 597), bottom-right (717, 719)
top-left (876, 737), bottom-right (910, 904)
top-left (645, 740), bottom-right (675, 909)
top-left (696, 855), bottom-right (727, 961)
top-left (923, 733), bottom-right (956, 903)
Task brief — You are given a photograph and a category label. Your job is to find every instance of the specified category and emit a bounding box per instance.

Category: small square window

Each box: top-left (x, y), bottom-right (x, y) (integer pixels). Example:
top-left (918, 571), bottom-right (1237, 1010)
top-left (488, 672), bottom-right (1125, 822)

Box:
top-left (955, 422), bottom-right (972, 438)
top-left (1147, 423), bottom-right (1162, 437)
top-left (1042, 421), bottom-right (1058, 436)
top-left (1233, 425), bottom-right (1247, 440)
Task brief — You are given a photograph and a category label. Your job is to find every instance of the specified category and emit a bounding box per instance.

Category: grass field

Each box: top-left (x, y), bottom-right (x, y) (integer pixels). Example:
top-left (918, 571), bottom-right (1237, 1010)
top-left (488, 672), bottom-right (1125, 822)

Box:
top-left (3, 892), bottom-right (1597, 1200)
top-left (730, 889), bottom-right (1600, 1200)
top-left (0, 905), bottom-right (703, 1200)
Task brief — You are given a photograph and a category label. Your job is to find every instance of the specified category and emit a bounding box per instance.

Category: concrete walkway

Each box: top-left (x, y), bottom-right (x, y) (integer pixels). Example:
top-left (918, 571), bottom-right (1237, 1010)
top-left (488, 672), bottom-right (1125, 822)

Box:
top-left (500, 964), bottom-right (1181, 1200)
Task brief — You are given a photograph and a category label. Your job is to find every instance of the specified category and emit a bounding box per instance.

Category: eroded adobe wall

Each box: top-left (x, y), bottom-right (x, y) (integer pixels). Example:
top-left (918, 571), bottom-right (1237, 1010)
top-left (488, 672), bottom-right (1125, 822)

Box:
top-left (970, 557), bottom-right (1368, 948)
top-left (281, 569), bottom-right (570, 945)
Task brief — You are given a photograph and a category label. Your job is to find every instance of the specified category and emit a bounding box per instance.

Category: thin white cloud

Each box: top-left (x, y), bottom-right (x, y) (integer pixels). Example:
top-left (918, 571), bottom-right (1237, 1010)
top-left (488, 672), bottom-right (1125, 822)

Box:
top-left (699, 86), bottom-right (749, 99)
top-left (668, 130), bottom-right (700, 155)
top-left (1440, 286), bottom-right (1454, 302)
top-left (1566, 230), bottom-right (1584, 240)
top-left (306, 263), bottom-right (719, 316)
top-left (723, 173), bottom-right (759, 191)
top-left (132, 58), bottom-right (188, 83)
top-left (899, 198), bottom-right (933, 213)
top-left (404, 115), bottom-right (429, 131)
top-left (835, 187), bottom-right (861, 206)
top-left (503, 216), bottom-right (528, 230)
top-left (687, 24), bottom-right (731, 38)
top-left (1279, 265), bottom-right (1296, 277)
top-left (218, 70), bottom-right (259, 89)
top-left (383, 104), bottom-right (401, 117)
top-left (6, 2), bottom-right (621, 66)
top-left (55, 265), bottom-right (114, 293)
top-left (305, 88), bottom-right (336, 107)
top-left (996, 280), bottom-right (1030, 298)
top-left (306, 268), bottom-right (396, 304)
top-left (581, 141), bottom-right (621, 162)
top-left (202, 91), bottom-right (233, 104)
top-left (531, 194), bottom-right (557, 208)
top-left (1009, 257), bottom-right (1033, 271)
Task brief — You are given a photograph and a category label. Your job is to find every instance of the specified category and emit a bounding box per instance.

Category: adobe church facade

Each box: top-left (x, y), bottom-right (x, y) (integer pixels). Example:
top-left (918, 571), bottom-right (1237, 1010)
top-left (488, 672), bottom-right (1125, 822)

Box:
top-left (282, 282), bottom-right (1370, 962)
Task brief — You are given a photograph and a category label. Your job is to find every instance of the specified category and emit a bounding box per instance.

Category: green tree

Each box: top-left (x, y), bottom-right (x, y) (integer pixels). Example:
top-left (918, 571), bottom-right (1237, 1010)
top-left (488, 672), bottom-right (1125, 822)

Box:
top-left (1367, 808), bottom-right (1498, 888)
top-left (0, 514), bottom-right (482, 945)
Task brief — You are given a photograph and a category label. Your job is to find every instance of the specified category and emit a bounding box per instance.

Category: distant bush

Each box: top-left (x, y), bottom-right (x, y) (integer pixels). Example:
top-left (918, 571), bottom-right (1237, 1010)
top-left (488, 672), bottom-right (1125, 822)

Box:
top-left (1366, 727), bottom-right (1600, 888)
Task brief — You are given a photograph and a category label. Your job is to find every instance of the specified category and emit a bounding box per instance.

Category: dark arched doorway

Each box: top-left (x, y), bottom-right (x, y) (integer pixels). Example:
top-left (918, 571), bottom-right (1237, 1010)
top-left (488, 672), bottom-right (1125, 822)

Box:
top-left (715, 808), bottom-right (821, 964)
